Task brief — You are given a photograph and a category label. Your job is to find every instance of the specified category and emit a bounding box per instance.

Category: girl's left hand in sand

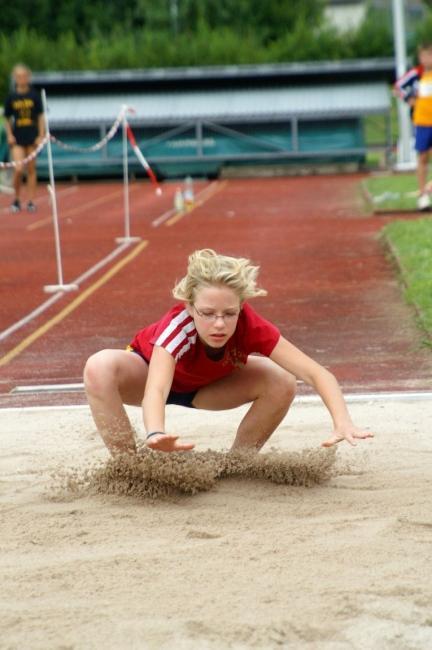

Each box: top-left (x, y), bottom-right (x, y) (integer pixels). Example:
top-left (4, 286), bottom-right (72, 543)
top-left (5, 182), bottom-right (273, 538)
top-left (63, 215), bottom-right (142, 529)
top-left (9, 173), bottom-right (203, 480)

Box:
top-left (147, 433), bottom-right (195, 452)
top-left (321, 425), bottom-right (374, 448)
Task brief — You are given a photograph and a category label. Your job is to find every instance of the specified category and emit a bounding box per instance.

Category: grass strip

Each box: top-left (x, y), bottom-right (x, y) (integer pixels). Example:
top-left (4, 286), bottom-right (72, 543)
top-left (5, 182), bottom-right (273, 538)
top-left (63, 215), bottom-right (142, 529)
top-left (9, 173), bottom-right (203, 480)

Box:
top-left (382, 217), bottom-right (432, 343)
top-left (363, 173), bottom-right (419, 213)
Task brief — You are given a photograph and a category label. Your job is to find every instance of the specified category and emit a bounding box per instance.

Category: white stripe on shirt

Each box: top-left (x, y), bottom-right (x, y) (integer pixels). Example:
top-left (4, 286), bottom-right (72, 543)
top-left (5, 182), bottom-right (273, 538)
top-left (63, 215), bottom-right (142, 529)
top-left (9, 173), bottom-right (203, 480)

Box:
top-left (155, 309), bottom-right (192, 347)
top-left (164, 320), bottom-right (196, 353)
top-left (175, 334), bottom-right (197, 361)
top-left (418, 80), bottom-right (432, 98)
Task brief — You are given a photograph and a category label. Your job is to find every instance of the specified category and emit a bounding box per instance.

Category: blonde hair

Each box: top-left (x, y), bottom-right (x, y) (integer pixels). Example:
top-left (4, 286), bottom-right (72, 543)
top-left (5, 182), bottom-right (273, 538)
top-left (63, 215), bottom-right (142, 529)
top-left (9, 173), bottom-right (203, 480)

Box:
top-left (173, 249), bottom-right (267, 303)
top-left (12, 64), bottom-right (32, 80)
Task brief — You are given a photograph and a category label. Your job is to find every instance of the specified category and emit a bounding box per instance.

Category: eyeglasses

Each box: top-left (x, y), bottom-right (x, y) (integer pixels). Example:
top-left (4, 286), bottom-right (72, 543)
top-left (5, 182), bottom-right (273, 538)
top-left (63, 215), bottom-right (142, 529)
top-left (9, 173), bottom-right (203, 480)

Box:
top-left (193, 306), bottom-right (240, 322)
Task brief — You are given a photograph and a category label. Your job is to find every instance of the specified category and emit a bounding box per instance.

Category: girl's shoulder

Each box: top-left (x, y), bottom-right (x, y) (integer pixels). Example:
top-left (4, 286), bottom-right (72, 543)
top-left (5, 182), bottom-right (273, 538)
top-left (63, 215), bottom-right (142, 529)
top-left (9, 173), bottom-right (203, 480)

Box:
top-left (237, 303), bottom-right (280, 356)
top-left (163, 302), bottom-right (187, 315)
top-left (153, 304), bottom-right (196, 360)
top-left (160, 302), bottom-right (192, 323)
top-left (240, 302), bottom-right (274, 326)
top-left (395, 65), bottom-right (422, 87)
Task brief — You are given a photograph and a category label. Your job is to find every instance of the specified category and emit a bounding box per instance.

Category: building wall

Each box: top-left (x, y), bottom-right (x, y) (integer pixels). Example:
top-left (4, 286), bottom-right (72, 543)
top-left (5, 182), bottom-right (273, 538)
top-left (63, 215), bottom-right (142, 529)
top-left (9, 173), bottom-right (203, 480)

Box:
top-left (325, 2), bottom-right (367, 32)
top-left (325, 0), bottom-right (426, 34)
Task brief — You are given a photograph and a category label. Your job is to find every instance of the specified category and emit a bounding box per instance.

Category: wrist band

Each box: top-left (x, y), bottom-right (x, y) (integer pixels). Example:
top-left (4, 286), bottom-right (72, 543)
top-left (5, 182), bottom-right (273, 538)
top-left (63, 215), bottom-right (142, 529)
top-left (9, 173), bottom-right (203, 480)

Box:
top-left (146, 431), bottom-right (166, 440)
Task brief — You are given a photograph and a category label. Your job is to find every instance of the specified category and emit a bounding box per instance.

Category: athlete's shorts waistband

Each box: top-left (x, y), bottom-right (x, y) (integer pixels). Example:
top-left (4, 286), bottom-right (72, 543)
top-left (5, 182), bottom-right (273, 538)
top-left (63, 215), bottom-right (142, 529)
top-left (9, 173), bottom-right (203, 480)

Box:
top-left (126, 344), bottom-right (197, 408)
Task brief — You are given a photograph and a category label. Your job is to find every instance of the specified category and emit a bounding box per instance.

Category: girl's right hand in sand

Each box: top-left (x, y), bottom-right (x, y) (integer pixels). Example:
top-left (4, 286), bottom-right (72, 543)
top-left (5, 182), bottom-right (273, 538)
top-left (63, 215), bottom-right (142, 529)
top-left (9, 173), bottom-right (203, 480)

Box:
top-left (146, 433), bottom-right (195, 452)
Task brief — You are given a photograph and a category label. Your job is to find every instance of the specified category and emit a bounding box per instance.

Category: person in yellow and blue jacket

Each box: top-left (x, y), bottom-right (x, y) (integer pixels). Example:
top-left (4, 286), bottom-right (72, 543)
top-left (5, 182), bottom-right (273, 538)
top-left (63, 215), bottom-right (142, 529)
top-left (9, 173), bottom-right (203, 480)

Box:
top-left (395, 42), bottom-right (432, 211)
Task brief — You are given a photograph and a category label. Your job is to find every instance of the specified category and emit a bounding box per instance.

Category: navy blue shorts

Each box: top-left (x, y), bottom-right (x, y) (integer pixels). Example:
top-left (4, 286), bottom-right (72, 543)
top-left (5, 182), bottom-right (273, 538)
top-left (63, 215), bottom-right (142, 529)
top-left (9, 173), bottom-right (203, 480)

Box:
top-left (129, 347), bottom-right (197, 408)
top-left (415, 126), bottom-right (432, 152)
top-left (166, 390), bottom-right (197, 408)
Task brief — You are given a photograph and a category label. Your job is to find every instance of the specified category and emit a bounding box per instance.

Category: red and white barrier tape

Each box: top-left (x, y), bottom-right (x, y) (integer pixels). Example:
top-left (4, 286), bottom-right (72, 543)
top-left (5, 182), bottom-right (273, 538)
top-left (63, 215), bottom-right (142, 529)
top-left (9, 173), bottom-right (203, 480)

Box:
top-left (0, 135), bottom-right (50, 169)
top-left (0, 105), bottom-right (129, 168)
top-left (1, 108), bottom-right (163, 198)
top-left (125, 122), bottom-right (162, 195)
top-left (51, 105), bottom-right (128, 153)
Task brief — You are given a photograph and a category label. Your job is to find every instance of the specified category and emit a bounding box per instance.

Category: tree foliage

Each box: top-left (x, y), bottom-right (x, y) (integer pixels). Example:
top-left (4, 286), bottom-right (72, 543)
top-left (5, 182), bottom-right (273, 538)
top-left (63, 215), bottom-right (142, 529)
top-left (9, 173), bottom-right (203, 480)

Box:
top-left (0, 0), bottom-right (324, 40)
top-left (0, 1), bottom-right (425, 102)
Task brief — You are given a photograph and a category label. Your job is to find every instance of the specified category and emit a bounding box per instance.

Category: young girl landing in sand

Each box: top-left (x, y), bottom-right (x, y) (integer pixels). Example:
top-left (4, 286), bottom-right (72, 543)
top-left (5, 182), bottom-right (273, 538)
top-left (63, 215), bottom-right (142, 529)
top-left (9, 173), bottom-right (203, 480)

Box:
top-left (84, 249), bottom-right (373, 454)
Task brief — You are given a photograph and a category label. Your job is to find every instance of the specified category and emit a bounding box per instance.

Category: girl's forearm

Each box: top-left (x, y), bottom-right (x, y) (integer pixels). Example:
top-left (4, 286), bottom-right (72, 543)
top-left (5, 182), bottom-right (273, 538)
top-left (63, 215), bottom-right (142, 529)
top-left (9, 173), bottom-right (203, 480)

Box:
top-left (142, 388), bottom-right (167, 434)
top-left (312, 368), bottom-right (353, 428)
top-left (4, 120), bottom-right (13, 137)
top-left (38, 114), bottom-right (45, 137)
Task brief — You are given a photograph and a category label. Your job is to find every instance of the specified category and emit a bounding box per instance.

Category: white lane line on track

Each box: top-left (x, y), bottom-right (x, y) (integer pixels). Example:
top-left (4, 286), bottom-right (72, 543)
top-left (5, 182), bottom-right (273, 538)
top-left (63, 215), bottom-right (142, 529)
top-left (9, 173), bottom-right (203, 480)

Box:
top-left (1, 184), bottom-right (194, 342)
top-left (11, 383), bottom-right (84, 393)
top-left (296, 391), bottom-right (432, 403)
top-left (0, 404), bottom-right (90, 413)
top-left (151, 181), bottom-right (218, 227)
top-left (0, 185), bottom-right (78, 214)
top-left (0, 242), bottom-right (130, 342)
top-left (2, 183), bottom-right (219, 341)
top-left (2, 390), bottom-right (432, 413)
top-left (151, 206), bottom-right (176, 227)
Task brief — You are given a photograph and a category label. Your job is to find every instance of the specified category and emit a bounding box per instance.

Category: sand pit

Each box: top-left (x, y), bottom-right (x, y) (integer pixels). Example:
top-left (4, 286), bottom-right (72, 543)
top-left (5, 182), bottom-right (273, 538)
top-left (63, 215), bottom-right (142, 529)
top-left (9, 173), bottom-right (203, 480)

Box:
top-left (1, 397), bottom-right (432, 649)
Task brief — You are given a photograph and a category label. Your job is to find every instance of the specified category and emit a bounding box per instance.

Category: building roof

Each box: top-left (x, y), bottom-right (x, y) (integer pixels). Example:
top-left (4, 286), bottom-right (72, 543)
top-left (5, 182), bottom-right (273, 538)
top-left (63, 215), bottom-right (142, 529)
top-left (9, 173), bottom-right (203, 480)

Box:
top-left (33, 58), bottom-right (396, 94)
top-left (45, 82), bottom-right (390, 127)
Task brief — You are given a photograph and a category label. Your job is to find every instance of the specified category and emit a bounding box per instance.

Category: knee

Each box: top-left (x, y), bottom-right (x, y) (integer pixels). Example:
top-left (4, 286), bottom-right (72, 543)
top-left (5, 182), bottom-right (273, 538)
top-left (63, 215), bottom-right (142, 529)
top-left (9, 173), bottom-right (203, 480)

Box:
top-left (279, 371), bottom-right (297, 404)
top-left (265, 368), bottom-right (297, 406)
top-left (83, 350), bottom-right (119, 395)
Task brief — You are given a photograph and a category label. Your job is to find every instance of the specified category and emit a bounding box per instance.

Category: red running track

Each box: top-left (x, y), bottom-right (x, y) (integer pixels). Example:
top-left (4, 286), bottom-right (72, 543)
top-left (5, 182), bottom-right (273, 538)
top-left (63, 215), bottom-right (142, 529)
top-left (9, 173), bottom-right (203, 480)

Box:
top-left (1, 175), bottom-right (431, 408)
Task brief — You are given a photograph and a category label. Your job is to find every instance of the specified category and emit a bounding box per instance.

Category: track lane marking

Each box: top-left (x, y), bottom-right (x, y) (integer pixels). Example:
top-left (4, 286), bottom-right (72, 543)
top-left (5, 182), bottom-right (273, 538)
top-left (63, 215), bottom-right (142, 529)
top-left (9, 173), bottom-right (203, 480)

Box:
top-left (152, 181), bottom-right (224, 228)
top-left (0, 179), bottom-right (225, 366)
top-left (165, 181), bottom-right (227, 227)
top-left (0, 240), bottom-right (148, 367)
top-left (0, 242), bottom-right (131, 342)
top-left (0, 185), bottom-right (78, 215)
top-left (2, 179), bottom-right (212, 342)
top-left (3, 391), bottom-right (432, 413)
top-left (27, 187), bottom-right (130, 231)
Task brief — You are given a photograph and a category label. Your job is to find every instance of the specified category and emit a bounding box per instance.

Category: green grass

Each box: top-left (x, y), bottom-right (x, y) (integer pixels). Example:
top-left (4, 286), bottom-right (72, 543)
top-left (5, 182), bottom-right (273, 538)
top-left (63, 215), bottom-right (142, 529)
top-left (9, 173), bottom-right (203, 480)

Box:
top-left (363, 173), bottom-right (419, 212)
top-left (383, 218), bottom-right (432, 339)
top-left (363, 98), bottom-right (398, 148)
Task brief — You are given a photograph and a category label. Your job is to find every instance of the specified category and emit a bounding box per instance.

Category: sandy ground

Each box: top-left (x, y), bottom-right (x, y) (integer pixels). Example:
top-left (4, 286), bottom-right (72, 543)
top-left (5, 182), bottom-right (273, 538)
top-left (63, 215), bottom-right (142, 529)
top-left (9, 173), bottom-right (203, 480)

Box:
top-left (1, 397), bottom-right (432, 650)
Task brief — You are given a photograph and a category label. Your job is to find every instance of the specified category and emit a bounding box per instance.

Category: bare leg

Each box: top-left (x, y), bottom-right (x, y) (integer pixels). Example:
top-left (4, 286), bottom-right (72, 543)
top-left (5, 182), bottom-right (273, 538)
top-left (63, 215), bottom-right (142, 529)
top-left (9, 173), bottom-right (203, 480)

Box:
top-left (193, 356), bottom-right (296, 450)
top-left (84, 350), bottom-right (148, 455)
top-left (26, 153), bottom-right (37, 202)
top-left (417, 151), bottom-right (429, 195)
top-left (11, 146), bottom-right (25, 202)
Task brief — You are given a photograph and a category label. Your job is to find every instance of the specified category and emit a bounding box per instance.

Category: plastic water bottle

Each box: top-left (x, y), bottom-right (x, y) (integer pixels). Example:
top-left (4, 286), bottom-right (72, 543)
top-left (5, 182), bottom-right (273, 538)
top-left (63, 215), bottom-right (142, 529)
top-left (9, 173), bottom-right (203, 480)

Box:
top-left (184, 175), bottom-right (195, 208)
top-left (174, 187), bottom-right (184, 213)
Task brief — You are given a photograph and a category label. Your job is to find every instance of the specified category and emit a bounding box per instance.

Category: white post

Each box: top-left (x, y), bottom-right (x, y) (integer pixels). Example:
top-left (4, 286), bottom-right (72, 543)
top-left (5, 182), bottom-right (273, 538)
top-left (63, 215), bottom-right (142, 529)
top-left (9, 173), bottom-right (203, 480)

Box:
top-left (392, 0), bottom-right (416, 170)
top-left (42, 89), bottom-right (78, 293)
top-left (115, 111), bottom-right (141, 244)
top-left (122, 115), bottom-right (130, 239)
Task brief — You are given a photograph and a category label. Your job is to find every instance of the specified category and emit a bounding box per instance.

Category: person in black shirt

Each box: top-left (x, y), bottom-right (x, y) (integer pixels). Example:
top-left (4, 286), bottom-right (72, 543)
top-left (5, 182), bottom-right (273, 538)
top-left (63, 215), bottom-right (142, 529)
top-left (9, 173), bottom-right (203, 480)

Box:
top-left (4, 64), bottom-right (45, 213)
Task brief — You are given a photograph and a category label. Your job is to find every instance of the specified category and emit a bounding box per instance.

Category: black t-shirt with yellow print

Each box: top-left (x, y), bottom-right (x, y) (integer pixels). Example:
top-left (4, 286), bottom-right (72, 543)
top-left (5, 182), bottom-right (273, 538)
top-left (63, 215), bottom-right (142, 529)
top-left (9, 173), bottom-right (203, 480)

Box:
top-left (4, 88), bottom-right (43, 146)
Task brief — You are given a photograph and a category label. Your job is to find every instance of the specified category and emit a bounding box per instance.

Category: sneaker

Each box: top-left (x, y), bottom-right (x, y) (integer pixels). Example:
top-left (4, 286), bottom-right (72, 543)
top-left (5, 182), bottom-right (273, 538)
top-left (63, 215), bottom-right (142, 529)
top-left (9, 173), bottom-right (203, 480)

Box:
top-left (27, 201), bottom-right (37, 213)
top-left (417, 193), bottom-right (431, 211)
top-left (10, 199), bottom-right (21, 213)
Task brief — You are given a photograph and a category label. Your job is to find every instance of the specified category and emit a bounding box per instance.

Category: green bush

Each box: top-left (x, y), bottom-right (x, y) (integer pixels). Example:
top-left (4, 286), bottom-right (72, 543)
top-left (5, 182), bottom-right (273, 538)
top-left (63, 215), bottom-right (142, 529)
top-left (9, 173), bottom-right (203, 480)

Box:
top-left (0, 4), bottom-right (423, 104)
top-left (348, 8), bottom-right (393, 58)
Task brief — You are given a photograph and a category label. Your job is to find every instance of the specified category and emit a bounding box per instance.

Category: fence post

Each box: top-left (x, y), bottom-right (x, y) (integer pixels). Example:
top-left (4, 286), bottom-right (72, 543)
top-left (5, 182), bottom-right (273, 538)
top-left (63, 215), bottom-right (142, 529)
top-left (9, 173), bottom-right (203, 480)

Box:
top-left (42, 88), bottom-right (78, 293)
top-left (115, 110), bottom-right (141, 244)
